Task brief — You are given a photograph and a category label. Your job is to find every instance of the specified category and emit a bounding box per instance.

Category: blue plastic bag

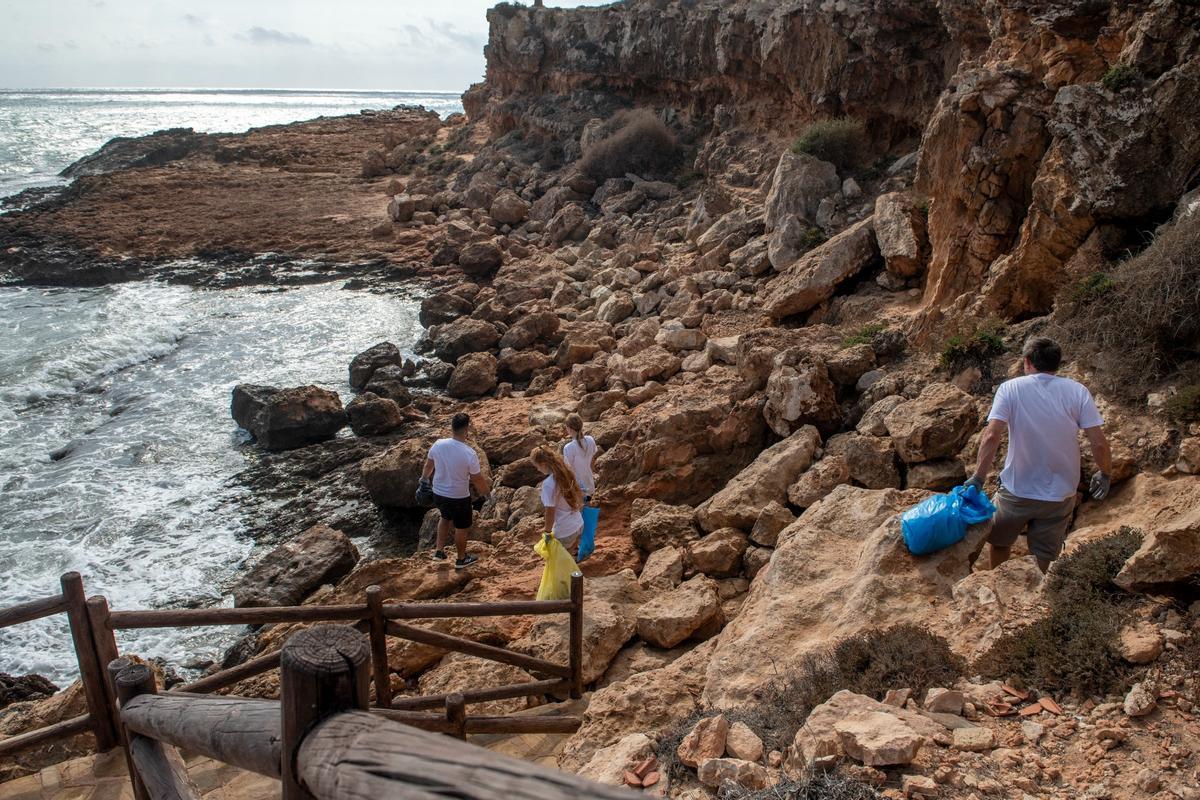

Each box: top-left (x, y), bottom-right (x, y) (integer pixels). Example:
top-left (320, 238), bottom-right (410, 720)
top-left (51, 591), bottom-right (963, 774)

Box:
top-left (901, 484), bottom-right (997, 556)
top-left (577, 505), bottom-right (600, 561)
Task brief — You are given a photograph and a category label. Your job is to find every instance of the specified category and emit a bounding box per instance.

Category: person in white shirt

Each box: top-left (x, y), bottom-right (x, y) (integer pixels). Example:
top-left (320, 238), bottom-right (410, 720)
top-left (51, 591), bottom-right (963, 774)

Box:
top-left (968, 337), bottom-right (1112, 574)
top-left (530, 445), bottom-right (585, 556)
top-left (419, 413), bottom-right (491, 569)
top-left (562, 413), bottom-right (599, 501)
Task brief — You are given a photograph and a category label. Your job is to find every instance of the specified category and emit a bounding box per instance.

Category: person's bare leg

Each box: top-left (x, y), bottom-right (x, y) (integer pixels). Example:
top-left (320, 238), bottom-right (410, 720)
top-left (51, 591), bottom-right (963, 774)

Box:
top-left (989, 543), bottom-right (1012, 569)
top-left (436, 517), bottom-right (452, 554)
top-left (454, 527), bottom-right (469, 561)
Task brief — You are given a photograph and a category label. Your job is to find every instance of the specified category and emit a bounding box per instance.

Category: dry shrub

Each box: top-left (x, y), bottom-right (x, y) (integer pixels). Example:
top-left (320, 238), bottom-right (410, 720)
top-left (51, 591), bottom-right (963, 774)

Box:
top-left (792, 118), bottom-right (867, 170)
top-left (1061, 216), bottom-right (1200, 395)
top-left (974, 528), bottom-right (1143, 697)
top-left (721, 772), bottom-right (882, 800)
top-left (578, 109), bottom-right (679, 180)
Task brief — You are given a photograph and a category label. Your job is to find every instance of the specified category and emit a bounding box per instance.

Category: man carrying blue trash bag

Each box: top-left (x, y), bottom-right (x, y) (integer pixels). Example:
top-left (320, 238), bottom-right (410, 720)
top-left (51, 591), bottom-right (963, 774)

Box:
top-left (904, 337), bottom-right (1113, 573)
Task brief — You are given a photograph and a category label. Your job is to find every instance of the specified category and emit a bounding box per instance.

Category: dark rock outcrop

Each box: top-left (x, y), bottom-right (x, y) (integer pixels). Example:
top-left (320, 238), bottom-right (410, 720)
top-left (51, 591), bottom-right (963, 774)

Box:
top-left (232, 524), bottom-right (360, 608)
top-left (231, 384), bottom-right (347, 450)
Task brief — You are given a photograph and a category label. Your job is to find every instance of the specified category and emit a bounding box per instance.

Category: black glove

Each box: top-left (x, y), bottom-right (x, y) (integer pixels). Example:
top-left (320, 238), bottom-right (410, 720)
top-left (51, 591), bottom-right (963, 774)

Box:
top-left (415, 477), bottom-right (434, 507)
top-left (964, 474), bottom-right (985, 493)
top-left (1090, 472), bottom-right (1110, 501)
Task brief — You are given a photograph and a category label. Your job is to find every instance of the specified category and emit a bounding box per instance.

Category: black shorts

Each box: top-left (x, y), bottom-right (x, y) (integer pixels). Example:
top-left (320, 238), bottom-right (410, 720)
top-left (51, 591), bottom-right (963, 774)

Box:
top-left (433, 494), bottom-right (473, 529)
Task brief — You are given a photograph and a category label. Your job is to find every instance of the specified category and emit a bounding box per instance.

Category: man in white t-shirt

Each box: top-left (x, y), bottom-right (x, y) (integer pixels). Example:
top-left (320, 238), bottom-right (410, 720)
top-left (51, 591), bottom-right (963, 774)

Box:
top-left (967, 337), bottom-right (1112, 573)
top-left (419, 413), bottom-right (491, 569)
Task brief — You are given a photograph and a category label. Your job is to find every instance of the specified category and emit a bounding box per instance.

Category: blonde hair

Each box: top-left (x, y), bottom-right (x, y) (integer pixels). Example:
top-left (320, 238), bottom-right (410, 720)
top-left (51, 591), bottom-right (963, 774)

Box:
top-left (564, 413), bottom-right (585, 448)
top-left (531, 445), bottom-right (584, 511)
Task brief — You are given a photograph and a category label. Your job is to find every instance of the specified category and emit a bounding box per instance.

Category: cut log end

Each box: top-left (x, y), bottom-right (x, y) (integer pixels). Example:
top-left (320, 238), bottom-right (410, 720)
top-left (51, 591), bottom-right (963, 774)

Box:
top-left (280, 623), bottom-right (370, 676)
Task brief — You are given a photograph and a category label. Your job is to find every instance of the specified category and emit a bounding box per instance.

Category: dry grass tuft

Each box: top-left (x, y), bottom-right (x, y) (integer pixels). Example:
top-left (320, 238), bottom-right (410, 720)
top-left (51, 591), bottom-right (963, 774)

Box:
top-left (578, 109), bottom-right (679, 180)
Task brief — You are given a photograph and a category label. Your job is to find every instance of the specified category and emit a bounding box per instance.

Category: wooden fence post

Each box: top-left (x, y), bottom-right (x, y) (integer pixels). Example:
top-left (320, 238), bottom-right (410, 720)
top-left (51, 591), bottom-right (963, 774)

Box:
top-left (280, 624), bottom-right (370, 800)
top-left (60, 573), bottom-right (117, 751)
top-left (365, 586), bottom-right (392, 709)
top-left (87, 596), bottom-right (122, 728)
top-left (446, 692), bottom-right (467, 740)
top-left (114, 663), bottom-right (198, 800)
top-left (107, 659), bottom-right (149, 800)
top-left (569, 571), bottom-right (584, 699)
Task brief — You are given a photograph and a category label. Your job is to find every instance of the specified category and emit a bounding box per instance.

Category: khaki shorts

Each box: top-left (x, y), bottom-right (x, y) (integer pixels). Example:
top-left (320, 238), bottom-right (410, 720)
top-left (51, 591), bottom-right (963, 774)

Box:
top-left (988, 486), bottom-right (1076, 562)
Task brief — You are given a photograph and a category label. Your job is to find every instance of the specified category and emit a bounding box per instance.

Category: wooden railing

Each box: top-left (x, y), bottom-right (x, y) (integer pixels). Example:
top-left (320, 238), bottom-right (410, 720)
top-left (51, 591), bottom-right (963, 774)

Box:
top-left (0, 570), bottom-right (587, 792)
top-left (107, 624), bottom-right (634, 800)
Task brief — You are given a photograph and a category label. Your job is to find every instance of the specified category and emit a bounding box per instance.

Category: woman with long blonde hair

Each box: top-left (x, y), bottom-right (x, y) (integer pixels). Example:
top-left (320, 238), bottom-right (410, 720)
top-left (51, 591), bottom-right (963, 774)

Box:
top-left (531, 445), bottom-right (585, 556)
top-left (562, 413), bottom-right (599, 503)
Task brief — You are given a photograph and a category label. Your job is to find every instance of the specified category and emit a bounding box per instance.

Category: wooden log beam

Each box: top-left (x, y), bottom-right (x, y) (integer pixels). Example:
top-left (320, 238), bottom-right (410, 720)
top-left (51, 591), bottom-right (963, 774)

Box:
top-left (0, 593), bottom-right (67, 629)
top-left (382, 599), bottom-right (572, 619)
top-left (365, 586), bottom-right (391, 709)
top-left (384, 621), bottom-right (571, 679)
top-left (114, 664), bottom-right (199, 800)
top-left (569, 572), bottom-right (584, 699)
top-left (108, 659), bottom-right (147, 800)
top-left (388, 678), bottom-right (567, 711)
top-left (369, 709), bottom-right (582, 736)
top-left (109, 604), bottom-right (368, 629)
top-left (280, 624), bottom-right (369, 800)
top-left (121, 695), bottom-right (282, 778)
top-left (0, 713), bottom-right (92, 758)
top-left (298, 710), bottom-right (637, 800)
top-left (172, 649), bottom-right (281, 695)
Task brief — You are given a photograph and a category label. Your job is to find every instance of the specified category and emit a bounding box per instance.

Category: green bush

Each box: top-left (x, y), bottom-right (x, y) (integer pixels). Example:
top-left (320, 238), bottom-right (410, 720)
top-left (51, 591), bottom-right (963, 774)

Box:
top-left (1072, 271), bottom-right (1117, 302)
top-left (939, 325), bottom-right (1007, 372)
top-left (842, 323), bottom-right (886, 348)
top-left (578, 108), bottom-right (679, 180)
top-left (973, 528), bottom-right (1144, 697)
top-left (1165, 384), bottom-right (1200, 421)
top-left (1102, 65), bottom-right (1142, 92)
top-left (792, 118), bottom-right (867, 170)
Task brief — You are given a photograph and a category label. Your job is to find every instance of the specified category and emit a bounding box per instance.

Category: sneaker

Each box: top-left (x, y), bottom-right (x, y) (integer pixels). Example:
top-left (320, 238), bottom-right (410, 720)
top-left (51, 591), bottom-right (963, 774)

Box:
top-left (454, 554), bottom-right (479, 570)
top-left (432, 549), bottom-right (447, 561)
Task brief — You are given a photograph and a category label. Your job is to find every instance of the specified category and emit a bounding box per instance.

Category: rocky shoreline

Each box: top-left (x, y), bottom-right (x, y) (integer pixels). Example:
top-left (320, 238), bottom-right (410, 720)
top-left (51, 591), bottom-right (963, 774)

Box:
top-left (3, 0), bottom-right (1200, 797)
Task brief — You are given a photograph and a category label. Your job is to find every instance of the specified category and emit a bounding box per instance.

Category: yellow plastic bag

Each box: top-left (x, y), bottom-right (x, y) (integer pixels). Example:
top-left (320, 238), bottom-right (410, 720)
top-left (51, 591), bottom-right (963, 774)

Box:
top-left (534, 533), bottom-right (579, 601)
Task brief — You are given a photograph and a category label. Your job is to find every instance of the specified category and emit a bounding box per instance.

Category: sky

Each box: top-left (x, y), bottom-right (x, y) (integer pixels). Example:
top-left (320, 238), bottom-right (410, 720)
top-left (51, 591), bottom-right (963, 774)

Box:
top-left (0, 0), bottom-right (613, 91)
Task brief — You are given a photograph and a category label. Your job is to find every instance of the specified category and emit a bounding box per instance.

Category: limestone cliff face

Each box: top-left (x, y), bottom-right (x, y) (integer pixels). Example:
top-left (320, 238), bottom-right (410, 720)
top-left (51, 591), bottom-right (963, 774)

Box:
top-left (468, 0), bottom-right (1200, 331)
top-left (467, 0), bottom-right (954, 146)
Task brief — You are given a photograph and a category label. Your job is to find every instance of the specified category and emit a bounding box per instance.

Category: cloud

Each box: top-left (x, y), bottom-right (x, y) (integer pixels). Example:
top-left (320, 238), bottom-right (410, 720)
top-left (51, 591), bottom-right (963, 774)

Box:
top-left (37, 43), bottom-right (55, 52)
top-left (427, 19), bottom-right (484, 52)
top-left (241, 26), bottom-right (313, 46)
top-left (182, 14), bottom-right (205, 27)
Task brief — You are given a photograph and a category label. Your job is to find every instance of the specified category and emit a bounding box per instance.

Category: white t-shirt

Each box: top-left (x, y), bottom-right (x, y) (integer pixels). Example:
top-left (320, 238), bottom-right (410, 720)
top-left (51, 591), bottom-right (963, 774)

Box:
top-left (540, 474), bottom-right (583, 539)
top-left (427, 438), bottom-right (481, 499)
top-left (562, 435), bottom-right (598, 493)
top-left (987, 373), bottom-right (1104, 502)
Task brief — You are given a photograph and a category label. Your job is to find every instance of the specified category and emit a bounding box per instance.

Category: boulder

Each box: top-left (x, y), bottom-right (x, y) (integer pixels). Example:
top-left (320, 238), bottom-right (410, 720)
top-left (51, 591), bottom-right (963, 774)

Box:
top-left (498, 311), bottom-right (560, 351)
top-left (596, 292), bottom-right (636, 325)
top-left (788, 456), bottom-right (850, 508)
top-left (346, 392), bottom-right (405, 436)
top-left (764, 218), bottom-right (879, 319)
top-left (923, 688), bottom-right (964, 715)
top-left (232, 524), bottom-right (359, 608)
top-left (763, 356), bottom-right (840, 437)
top-left (511, 570), bottom-right (647, 685)
top-left (825, 344), bottom-right (876, 387)
top-left (419, 292), bottom-right (474, 328)
top-left (0, 673), bottom-right (58, 710)
top-left (678, 714), bottom-right (729, 768)
top-left (231, 384), bottom-right (346, 451)
top-left (1177, 437), bottom-right (1200, 474)
top-left (498, 348), bottom-right (551, 380)
top-left (697, 758), bottom-right (771, 790)
top-left (1118, 621), bottom-right (1164, 665)
top-left (656, 325), bottom-right (707, 352)
top-left (1115, 503), bottom-right (1200, 590)
top-left (764, 152), bottom-right (841, 268)
top-left (614, 346), bottom-right (680, 387)
top-left (856, 395), bottom-right (906, 437)
top-left (576, 733), bottom-right (654, 787)
top-left (458, 241), bottom-right (504, 276)
top-left (630, 500), bottom-right (700, 553)
top-left (874, 192), bottom-right (926, 277)
top-left (547, 203), bottom-right (590, 243)
top-left (447, 352), bottom-right (498, 398)
top-left (704, 486), bottom-right (989, 707)
top-left (697, 426), bottom-right (821, 532)
top-left (417, 652), bottom-right (532, 716)
top-left (725, 721), bottom-right (764, 763)
top-left (477, 428), bottom-right (546, 466)
top-left (348, 342), bottom-right (403, 390)
top-left (387, 193), bottom-right (417, 222)
top-left (749, 501), bottom-right (795, 548)
top-left (360, 438), bottom-right (432, 508)
top-left (952, 727), bottom-right (995, 752)
top-left (742, 546), bottom-right (772, 579)
top-left (362, 365), bottom-right (413, 406)
top-left (430, 318), bottom-right (500, 362)
top-left (836, 711), bottom-right (926, 766)
top-left (640, 547), bottom-right (684, 590)
top-left (884, 383), bottom-right (977, 463)
top-left (687, 529), bottom-right (749, 578)
top-left (826, 433), bottom-right (901, 489)
top-left (906, 459), bottom-right (965, 491)
top-left (1124, 683), bottom-right (1156, 717)
top-left (490, 189), bottom-right (530, 225)
top-left (635, 575), bottom-right (722, 648)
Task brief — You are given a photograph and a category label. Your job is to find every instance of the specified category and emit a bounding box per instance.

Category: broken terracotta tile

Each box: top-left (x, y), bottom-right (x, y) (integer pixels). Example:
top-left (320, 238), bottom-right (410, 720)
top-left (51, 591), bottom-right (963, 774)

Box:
top-left (1019, 702), bottom-right (1045, 717)
top-left (1002, 685), bottom-right (1030, 701)
top-left (642, 772), bottom-right (661, 788)
top-left (987, 701), bottom-right (1016, 716)
top-left (1040, 697), bottom-right (1063, 715)
top-left (624, 771), bottom-right (643, 788)
top-left (633, 757), bottom-right (657, 779)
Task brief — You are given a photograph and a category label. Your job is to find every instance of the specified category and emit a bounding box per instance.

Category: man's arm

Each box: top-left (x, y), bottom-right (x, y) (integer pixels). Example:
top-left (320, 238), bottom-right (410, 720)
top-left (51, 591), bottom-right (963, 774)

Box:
top-left (1085, 425), bottom-right (1112, 499)
top-left (470, 471), bottom-right (492, 495)
top-left (969, 419), bottom-right (1007, 487)
top-left (421, 457), bottom-right (435, 480)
